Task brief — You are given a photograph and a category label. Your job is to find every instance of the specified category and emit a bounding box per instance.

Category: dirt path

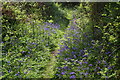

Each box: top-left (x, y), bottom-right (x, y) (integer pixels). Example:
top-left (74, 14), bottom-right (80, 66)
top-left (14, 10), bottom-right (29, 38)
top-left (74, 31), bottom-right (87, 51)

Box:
top-left (42, 54), bottom-right (57, 78)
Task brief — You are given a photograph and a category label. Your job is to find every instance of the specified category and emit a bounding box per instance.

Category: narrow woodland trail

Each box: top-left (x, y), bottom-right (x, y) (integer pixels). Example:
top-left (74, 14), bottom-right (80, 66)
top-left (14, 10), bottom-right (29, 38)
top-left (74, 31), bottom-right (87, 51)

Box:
top-left (41, 8), bottom-right (79, 78)
top-left (42, 54), bottom-right (57, 78)
top-left (42, 22), bottom-right (74, 78)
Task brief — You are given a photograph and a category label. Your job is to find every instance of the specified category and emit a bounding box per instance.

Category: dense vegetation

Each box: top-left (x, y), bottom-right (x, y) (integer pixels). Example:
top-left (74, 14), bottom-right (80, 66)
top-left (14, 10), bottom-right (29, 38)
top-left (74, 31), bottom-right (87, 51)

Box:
top-left (1, 2), bottom-right (120, 79)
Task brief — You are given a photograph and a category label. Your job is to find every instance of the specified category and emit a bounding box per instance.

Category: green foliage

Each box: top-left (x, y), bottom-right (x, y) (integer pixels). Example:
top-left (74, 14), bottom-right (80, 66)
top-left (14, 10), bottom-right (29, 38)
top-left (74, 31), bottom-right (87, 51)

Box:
top-left (2, 2), bottom-right (65, 78)
top-left (1, 2), bottom-right (120, 79)
top-left (54, 2), bottom-right (120, 79)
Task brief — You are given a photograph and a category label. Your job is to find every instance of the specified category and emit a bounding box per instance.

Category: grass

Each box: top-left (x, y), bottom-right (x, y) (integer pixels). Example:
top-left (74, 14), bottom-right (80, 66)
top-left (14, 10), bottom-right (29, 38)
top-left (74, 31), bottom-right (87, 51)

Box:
top-left (42, 54), bottom-right (57, 78)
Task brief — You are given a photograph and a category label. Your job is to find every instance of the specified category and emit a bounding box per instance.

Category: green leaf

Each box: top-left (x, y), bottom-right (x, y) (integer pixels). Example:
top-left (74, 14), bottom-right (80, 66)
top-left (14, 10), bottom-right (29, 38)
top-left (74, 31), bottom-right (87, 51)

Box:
top-left (48, 20), bottom-right (53, 23)
top-left (109, 35), bottom-right (116, 42)
top-left (102, 14), bottom-right (107, 16)
top-left (4, 35), bottom-right (9, 41)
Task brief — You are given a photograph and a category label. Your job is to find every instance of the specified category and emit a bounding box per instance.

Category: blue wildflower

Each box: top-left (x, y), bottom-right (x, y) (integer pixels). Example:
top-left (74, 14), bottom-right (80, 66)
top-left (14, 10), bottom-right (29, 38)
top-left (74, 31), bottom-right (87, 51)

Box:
top-left (58, 53), bottom-right (60, 54)
top-left (31, 42), bottom-right (37, 45)
top-left (97, 67), bottom-right (100, 69)
top-left (18, 60), bottom-right (23, 62)
top-left (15, 72), bottom-right (20, 76)
top-left (98, 61), bottom-right (101, 63)
top-left (97, 73), bottom-right (101, 75)
top-left (72, 47), bottom-right (77, 50)
top-left (108, 42), bottom-right (111, 44)
top-left (7, 61), bottom-right (10, 63)
top-left (77, 66), bottom-right (81, 68)
top-left (65, 46), bottom-right (69, 49)
top-left (82, 59), bottom-right (87, 61)
top-left (57, 67), bottom-right (62, 69)
top-left (64, 58), bottom-right (68, 61)
top-left (108, 66), bottom-right (112, 70)
top-left (90, 46), bottom-right (93, 48)
top-left (28, 52), bottom-right (30, 54)
top-left (61, 72), bottom-right (65, 75)
top-left (56, 74), bottom-right (59, 76)
top-left (78, 61), bottom-right (82, 65)
top-left (44, 28), bottom-right (49, 30)
top-left (84, 72), bottom-right (88, 76)
top-left (73, 55), bottom-right (76, 58)
top-left (89, 64), bottom-right (93, 66)
top-left (63, 66), bottom-right (68, 69)
top-left (1, 42), bottom-right (4, 43)
top-left (82, 55), bottom-right (88, 57)
top-left (24, 72), bottom-right (27, 74)
top-left (21, 51), bottom-right (25, 54)
top-left (84, 62), bottom-right (88, 64)
top-left (70, 75), bottom-right (76, 78)
top-left (15, 73), bottom-right (19, 76)
top-left (80, 50), bottom-right (84, 54)
top-left (71, 51), bottom-right (75, 54)
top-left (8, 70), bottom-right (11, 73)
top-left (104, 65), bottom-right (108, 67)
top-left (105, 51), bottom-right (111, 54)
top-left (69, 72), bottom-right (75, 75)
top-left (103, 60), bottom-right (107, 64)
top-left (80, 72), bottom-right (84, 74)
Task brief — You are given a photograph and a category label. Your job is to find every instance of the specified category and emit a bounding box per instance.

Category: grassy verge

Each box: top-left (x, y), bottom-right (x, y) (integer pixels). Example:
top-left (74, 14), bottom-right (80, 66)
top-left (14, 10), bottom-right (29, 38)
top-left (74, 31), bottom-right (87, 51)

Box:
top-left (42, 54), bottom-right (57, 78)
